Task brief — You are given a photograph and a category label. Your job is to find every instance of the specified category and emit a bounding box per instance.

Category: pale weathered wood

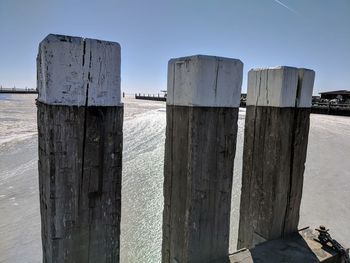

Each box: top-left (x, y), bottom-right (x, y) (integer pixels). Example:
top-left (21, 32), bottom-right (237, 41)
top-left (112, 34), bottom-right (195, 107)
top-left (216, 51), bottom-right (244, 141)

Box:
top-left (162, 106), bottom-right (239, 263)
top-left (283, 109), bottom-right (311, 234)
top-left (163, 55), bottom-right (242, 262)
top-left (237, 66), bottom-right (314, 249)
top-left (237, 107), bottom-right (311, 249)
top-left (37, 34), bottom-right (123, 263)
top-left (38, 103), bottom-right (123, 262)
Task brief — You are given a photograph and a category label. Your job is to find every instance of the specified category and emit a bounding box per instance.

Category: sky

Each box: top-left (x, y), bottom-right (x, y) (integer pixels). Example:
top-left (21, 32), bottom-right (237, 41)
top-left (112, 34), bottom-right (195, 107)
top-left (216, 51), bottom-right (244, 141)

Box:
top-left (0, 0), bottom-right (349, 94)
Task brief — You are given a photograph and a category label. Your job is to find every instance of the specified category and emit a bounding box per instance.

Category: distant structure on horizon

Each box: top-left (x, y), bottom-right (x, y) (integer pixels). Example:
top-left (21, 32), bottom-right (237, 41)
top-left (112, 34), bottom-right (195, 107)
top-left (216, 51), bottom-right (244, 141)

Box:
top-left (319, 90), bottom-right (350, 102)
top-left (0, 86), bottom-right (37, 94)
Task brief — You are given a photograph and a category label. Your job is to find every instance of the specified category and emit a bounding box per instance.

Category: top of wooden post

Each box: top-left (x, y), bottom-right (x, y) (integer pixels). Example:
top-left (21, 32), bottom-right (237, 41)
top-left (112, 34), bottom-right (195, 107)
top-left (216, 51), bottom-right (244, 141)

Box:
top-left (167, 55), bottom-right (243, 107)
top-left (37, 34), bottom-right (121, 106)
top-left (246, 66), bottom-right (315, 108)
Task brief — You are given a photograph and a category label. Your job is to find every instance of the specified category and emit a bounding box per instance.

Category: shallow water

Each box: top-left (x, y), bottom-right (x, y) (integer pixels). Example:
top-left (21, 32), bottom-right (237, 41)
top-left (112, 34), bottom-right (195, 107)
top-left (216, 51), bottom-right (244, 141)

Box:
top-left (0, 94), bottom-right (349, 262)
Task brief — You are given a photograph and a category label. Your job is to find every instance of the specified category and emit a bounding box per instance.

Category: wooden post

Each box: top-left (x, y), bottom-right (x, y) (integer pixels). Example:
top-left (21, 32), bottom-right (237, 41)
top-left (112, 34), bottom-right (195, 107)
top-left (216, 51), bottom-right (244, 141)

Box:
top-left (37, 34), bottom-right (123, 262)
top-left (162, 55), bottom-right (243, 262)
top-left (237, 66), bottom-right (315, 249)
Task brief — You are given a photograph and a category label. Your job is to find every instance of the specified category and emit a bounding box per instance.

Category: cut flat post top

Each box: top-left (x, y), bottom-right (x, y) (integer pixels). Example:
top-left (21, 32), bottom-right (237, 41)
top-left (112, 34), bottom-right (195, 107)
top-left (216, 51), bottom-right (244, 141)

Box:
top-left (238, 66), bottom-right (315, 250)
top-left (246, 66), bottom-right (315, 108)
top-left (162, 55), bottom-right (243, 263)
top-left (167, 55), bottom-right (243, 107)
top-left (37, 34), bottom-right (123, 263)
top-left (37, 34), bottom-right (121, 106)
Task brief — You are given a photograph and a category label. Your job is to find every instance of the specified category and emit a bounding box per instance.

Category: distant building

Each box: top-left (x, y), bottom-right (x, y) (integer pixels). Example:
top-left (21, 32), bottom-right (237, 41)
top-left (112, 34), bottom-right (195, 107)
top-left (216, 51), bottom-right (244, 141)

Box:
top-left (312, 95), bottom-right (321, 103)
top-left (319, 90), bottom-right (350, 103)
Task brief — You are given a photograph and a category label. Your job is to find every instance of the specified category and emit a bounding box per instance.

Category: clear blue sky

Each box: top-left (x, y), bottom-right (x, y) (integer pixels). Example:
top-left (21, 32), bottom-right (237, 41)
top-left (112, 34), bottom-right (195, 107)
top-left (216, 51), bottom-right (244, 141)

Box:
top-left (0, 0), bottom-right (349, 94)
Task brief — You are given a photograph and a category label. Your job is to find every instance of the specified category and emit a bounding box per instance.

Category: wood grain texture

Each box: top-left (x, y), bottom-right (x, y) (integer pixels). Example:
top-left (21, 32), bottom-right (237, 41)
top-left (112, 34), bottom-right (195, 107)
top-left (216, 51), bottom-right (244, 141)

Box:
top-left (237, 106), bottom-right (311, 249)
top-left (37, 102), bottom-right (123, 263)
top-left (167, 55), bottom-right (243, 108)
top-left (162, 106), bottom-right (239, 263)
top-left (37, 34), bottom-right (121, 106)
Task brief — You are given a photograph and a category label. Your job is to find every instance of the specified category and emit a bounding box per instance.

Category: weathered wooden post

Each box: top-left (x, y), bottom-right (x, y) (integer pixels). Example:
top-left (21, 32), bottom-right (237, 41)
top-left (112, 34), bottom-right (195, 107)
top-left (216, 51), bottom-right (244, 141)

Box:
top-left (162, 55), bottom-right (243, 262)
top-left (237, 66), bottom-right (315, 249)
top-left (37, 34), bottom-right (123, 262)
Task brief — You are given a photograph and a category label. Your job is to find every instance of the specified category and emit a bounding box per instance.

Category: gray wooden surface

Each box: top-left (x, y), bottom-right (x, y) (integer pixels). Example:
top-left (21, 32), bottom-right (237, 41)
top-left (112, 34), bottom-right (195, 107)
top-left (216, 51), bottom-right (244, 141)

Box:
top-left (162, 106), bottom-right (239, 263)
top-left (38, 102), bottom-right (123, 262)
top-left (238, 106), bottom-right (311, 249)
top-left (230, 228), bottom-right (342, 263)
